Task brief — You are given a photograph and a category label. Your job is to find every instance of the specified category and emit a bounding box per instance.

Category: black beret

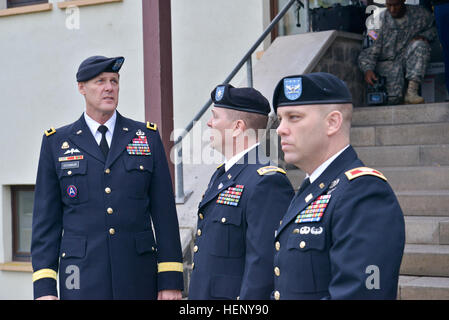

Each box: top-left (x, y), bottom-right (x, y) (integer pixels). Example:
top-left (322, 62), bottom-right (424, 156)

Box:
top-left (76, 56), bottom-right (125, 82)
top-left (272, 72), bottom-right (352, 113)
top-left (211, 84), bottom-right (270, 115)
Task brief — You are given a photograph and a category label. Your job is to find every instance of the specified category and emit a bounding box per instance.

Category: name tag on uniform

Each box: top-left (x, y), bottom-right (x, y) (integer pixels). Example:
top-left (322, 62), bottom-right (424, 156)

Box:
top-left (61, 161), bottom-right (80, 170)
top-left (295, 194), bottom-right (331, 223)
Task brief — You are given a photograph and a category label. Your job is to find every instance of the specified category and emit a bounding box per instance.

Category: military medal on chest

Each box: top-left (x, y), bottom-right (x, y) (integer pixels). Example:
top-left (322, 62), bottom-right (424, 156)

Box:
top-left (126, 129), bottom-right (151, 155)
top-left (295, 194), bottom-right (331, 223)
top-left (217, 185), bottom-right (244, 207)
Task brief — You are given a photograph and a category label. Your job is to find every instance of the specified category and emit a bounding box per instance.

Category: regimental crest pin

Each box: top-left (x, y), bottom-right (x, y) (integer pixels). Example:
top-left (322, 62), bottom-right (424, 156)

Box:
top-left (284, 77), bottom-right (302, 101)
top-left (215, 86), bottom-right (225, 101)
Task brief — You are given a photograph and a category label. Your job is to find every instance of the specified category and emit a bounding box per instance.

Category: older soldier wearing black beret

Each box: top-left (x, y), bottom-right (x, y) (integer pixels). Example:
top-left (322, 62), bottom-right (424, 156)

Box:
top-left (188, 84), bottom-right (294, 300)
top-left (31, 56), bottom-right (184, 300)
top-left (272, 72), bottom-right (405, 299)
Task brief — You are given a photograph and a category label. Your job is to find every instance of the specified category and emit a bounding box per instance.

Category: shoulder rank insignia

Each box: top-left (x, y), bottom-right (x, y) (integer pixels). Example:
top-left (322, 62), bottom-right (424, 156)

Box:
top-left (257, 166), bottom-right (286, 176)
top-left (146, 122), bottom-right (157, 131)
top-left (345, 167), bottom-right (387, 181)
top-left (44, 127), bottom-right (56, 137)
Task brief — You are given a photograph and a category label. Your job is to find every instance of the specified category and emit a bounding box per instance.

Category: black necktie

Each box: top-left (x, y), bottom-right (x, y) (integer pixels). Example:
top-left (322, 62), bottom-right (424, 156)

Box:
top-left (298, 177), bottom-right (311, 194)
top-left (98, 125), bottom-right (109, 158)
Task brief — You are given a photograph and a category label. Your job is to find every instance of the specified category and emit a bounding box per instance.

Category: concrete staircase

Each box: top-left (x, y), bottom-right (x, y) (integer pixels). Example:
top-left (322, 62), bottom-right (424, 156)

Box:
top-left (352, 102), bottom-right (449, 299)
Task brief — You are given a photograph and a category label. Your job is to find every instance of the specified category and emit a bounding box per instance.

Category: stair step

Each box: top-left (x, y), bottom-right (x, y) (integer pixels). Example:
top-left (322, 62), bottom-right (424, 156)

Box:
top-left (405, 216), bottom-right (449, 245)
top-left (352, 102), bottom-right (449, 126)
top-left (399, 276), bottom-right (449, 300)
top-left (400, 244), bottom-right (449, 277)
top-left (380, 166), bottom-right (449, 191)
top-left (351, 122), bottom-right (449, 147)
top-left (355, 145), bottom-right (449, 167)
top-left (397, 190), bottom-right (449, 216)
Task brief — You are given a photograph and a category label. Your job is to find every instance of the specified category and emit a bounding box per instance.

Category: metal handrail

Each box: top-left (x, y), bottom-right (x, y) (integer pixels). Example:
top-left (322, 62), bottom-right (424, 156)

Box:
top-left (174, 0), bottom-right (301, 203)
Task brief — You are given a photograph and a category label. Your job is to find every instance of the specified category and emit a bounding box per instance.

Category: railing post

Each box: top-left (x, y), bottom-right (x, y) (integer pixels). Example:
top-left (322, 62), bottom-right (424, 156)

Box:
top-left (175, 144), bottom-right (185, 203)
top-left (246, 56), bottom-right (253, 88)
top-left (173, 0), bottom-right (297, 204)
top-left (304, 0), bottom-right (310, 32)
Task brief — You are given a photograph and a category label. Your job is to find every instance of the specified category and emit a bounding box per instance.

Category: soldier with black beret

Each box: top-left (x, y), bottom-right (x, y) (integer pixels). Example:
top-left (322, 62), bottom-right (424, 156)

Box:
top-left (31, 56), bottom-right (184, 300)
top-left (272, 72), bottom-right (405, 299)
top-left (188, 84), bottom-right (294, 300)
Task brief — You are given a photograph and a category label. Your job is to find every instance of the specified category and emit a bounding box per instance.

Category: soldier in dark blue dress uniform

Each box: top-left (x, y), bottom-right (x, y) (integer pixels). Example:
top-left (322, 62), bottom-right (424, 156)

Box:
top-left (272, 72), bottom-right (405, 299)
top-left (31, 56), bottom-right (184, 300)
top-left (188, 84), bottom-right (294, 300)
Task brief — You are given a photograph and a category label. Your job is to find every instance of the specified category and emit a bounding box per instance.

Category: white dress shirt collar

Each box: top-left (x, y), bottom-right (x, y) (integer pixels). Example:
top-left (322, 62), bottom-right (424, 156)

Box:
top-left (307, 145), bottom-right (350, 183)
top-left (225, 142), bottom-right (260, 172)
top-left (83, 111), bottom-right (117, 146)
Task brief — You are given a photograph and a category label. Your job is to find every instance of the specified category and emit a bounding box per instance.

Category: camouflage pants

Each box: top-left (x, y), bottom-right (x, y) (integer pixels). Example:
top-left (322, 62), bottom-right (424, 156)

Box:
top-left (376, 40), bottom-right (431, 104)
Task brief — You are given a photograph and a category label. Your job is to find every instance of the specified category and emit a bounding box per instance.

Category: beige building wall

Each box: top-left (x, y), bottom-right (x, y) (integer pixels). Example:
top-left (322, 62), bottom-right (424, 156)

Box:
top-left (0, 0), bottom-right (144, 299)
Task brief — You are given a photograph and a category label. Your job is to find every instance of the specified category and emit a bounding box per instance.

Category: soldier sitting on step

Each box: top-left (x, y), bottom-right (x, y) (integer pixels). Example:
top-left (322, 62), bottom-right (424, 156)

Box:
top-left (358, 0), bottom-right (437, 105)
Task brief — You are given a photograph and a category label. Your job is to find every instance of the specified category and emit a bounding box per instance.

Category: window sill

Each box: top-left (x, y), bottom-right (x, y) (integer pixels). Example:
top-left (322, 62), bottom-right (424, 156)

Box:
top-left (0, 262), bottom-right (32, 273)
top-left (57, 0), bottom-right (123, 9)
top-left (0, 3), bottom-right (52, 17)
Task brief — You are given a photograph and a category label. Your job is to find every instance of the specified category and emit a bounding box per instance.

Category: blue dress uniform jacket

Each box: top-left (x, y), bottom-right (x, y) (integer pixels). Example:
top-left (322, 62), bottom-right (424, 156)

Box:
top-left (31, 112), bottom-right (184, 299)
top-left (273, 146), bottom-right (405, 300)
top-left (188, 147), bottom-right (294, 300)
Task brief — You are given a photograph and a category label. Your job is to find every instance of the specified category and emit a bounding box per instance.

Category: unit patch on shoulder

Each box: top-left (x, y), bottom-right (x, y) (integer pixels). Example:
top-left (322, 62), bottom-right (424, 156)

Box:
top-left (146, 122), bottom-right (157, 131)
top-left (257, 166), bottom-right (286, 176)
top-left (44, 127), bottom-right (56, 137)
top-left (345, 167), bottom-right (387, 181)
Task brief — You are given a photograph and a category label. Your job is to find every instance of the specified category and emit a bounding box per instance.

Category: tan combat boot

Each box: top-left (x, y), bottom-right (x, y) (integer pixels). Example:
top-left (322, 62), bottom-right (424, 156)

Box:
top-left (404, 80), bottom-right (425, 104)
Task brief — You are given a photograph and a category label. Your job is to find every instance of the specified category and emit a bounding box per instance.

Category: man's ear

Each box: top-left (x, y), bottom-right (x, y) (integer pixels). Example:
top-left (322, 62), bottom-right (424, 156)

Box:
top-left (326, 110), bottom-right (343, 136)
top-left (78, 82), bottom-right (86, 95)
top-left (232, 119), bottom-right (246, 138)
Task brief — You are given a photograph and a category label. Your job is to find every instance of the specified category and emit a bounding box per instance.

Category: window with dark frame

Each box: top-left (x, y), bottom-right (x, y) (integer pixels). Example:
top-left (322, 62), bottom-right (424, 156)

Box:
top-left (7, 0), bottom-right (48, 8)
top-left (11, 185), bottom-right (34, 262)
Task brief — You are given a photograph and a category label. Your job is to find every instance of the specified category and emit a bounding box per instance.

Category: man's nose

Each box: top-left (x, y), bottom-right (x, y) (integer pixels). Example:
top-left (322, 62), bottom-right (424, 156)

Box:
top-left (105, 80), bottom-right (113, 91)
top-left (276, 120), bottom-right (287, 136)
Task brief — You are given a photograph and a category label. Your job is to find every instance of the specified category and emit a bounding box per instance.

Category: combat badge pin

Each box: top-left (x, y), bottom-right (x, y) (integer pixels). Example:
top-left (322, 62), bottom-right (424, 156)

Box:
top-left (64, 148), bottom-right (80, 155)
top-left (61, 142), bottom-right (70, 149)
top-left (329, 178), bottom-right (340, 189)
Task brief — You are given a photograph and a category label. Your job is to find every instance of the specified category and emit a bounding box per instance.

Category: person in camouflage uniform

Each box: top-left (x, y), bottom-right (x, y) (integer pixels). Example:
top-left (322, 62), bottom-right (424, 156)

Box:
top-left (358, 0), bottom-right (437, 105)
